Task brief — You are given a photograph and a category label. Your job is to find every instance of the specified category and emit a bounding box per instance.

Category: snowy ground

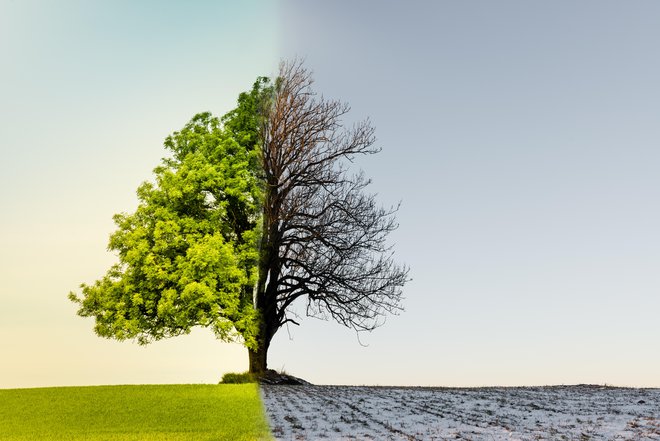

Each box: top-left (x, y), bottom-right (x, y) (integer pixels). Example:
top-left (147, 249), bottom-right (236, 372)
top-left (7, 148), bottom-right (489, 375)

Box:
top-left (261, 384), bottom-right (660, 440)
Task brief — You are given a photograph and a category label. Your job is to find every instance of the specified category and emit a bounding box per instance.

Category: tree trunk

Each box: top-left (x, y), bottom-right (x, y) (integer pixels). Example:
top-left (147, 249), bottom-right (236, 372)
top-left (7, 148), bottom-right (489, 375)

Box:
top-left (249, 177), bottom-right (279, 376)
top-left (247, 313), bottom-right (276, 375)
top-left (248, 345), bottom-right (268, 375)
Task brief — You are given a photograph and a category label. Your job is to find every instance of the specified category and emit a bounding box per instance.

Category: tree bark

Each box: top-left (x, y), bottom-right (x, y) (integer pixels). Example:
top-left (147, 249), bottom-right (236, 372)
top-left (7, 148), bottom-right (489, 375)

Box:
top-left (247, 316), bottom-right (275, 375)
top-left (248, 344), bottom-right (268, 374)
top-left (247, 298), bottom-right (274, 375)
top-left (249, 167), bottom-right (280, 375)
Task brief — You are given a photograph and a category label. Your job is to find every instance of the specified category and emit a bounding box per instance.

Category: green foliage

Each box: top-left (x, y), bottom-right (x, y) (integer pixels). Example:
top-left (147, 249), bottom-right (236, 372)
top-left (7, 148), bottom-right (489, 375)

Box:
top-left (222, 76), bottom-right (272, 152)
top-left (70, 78), bottom-right (273, 349)
top-left (0, 384), bottom-right (272, 441)
top-left (220, 371), bottom-right (257, 384)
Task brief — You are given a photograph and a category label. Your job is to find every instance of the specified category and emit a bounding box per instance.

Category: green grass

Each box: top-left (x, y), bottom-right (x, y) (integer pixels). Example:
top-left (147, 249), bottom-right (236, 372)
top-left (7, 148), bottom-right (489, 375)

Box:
top-left (0, 384), bottom-right (272, 441)
top-left (220, 372), bottom-right (257, 384)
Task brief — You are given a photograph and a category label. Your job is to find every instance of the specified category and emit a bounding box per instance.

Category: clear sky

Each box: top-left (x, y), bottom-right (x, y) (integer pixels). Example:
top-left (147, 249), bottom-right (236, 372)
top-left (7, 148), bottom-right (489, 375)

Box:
top-left (2, 1), bottom-right (659, 389)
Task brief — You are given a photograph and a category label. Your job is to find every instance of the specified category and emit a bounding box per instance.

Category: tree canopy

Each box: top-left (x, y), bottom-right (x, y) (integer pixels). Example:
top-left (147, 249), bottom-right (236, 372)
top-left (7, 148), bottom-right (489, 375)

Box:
top-left (69, 78), bottom-right (273, 349)
top-left (71, 61), bottom-right (408, 374)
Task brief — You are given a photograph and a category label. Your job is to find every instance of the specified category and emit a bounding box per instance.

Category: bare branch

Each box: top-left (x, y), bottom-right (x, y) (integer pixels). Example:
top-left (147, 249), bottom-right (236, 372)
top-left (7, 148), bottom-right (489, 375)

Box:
top-left (256, 60), bottom-right (409, 343)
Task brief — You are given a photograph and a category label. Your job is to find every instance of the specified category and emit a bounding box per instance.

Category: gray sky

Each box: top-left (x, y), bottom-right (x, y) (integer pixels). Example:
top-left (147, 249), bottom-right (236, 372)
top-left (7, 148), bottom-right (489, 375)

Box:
top-left (2, 1), bottom-right (659, 388)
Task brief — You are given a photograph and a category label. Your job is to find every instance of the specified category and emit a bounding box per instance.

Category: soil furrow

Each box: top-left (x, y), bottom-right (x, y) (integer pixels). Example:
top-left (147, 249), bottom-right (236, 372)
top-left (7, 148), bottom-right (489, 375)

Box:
top-left (262, 385), bottom-right (660, 441)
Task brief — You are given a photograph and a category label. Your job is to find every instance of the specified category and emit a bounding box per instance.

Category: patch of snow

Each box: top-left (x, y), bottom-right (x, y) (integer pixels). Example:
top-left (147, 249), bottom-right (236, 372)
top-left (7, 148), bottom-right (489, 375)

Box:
top-left (261, 385), bottom-right (660, 440)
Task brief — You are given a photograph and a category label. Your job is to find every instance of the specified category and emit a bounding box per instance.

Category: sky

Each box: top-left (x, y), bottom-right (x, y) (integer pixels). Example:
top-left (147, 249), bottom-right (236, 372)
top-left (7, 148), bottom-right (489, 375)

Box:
top-left (1, 0), bottom-right (659, 389)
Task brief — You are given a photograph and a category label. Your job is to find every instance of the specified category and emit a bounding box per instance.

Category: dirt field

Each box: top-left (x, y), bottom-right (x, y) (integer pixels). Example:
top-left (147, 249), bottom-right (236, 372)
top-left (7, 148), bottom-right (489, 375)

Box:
top-left (261, 384), bottom-right (660, 440)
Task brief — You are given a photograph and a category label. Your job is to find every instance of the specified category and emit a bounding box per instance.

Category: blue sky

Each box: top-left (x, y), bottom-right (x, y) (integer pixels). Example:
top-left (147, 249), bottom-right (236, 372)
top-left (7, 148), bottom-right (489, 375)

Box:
top-left (2, 1), bottom-right (659, 388)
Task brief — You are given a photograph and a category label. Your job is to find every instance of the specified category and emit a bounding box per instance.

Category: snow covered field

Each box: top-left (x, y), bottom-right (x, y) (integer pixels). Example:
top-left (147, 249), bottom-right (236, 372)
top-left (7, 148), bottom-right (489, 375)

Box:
top-left (261, 384), bottom-right (660, 440)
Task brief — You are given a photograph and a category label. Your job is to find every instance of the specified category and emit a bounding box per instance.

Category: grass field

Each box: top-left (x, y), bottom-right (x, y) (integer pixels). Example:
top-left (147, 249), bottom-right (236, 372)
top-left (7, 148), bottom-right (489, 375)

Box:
top-left (0, 384), bottom-right (272, 441)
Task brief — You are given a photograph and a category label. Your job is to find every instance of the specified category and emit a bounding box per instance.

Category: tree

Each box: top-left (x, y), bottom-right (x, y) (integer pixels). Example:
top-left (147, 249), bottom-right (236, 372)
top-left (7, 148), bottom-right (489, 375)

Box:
top-left (70, 60), bottom-right (408, 376)
top-left (249, 60), bottom-right (409, 373)
top-left (68, 79), bottom-right (271, 349)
